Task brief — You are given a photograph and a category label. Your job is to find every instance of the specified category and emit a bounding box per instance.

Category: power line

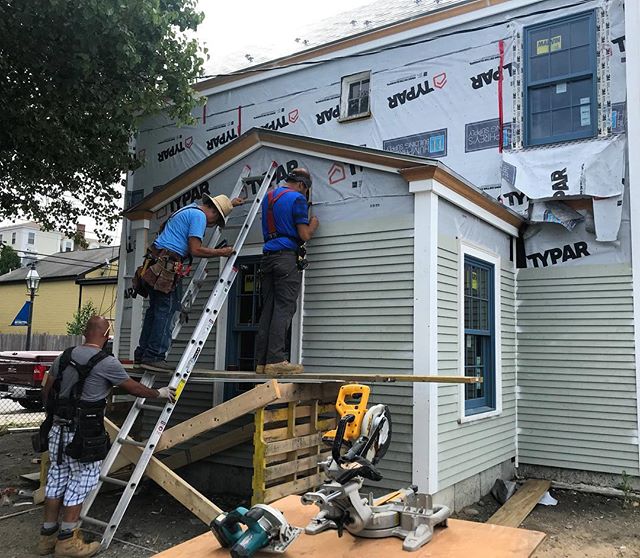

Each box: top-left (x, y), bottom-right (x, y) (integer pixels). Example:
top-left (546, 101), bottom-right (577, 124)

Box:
top-left (4, 245), bottom-right (118, 270)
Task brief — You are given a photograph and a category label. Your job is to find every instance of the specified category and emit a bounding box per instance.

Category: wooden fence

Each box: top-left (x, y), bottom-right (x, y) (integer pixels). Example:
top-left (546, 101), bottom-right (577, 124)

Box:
top-left (0, 333), bottom-right (82, 351)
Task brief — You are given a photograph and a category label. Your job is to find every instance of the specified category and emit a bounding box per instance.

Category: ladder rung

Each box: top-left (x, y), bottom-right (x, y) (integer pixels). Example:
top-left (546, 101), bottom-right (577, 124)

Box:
top-left (136, 402), bottom-right (165, 412)
top-left (118, 437), bottom-right (147, 447)
top-left (81, 516), bottom-right (109, 529)
top-left (100, 475), bottom-right (129, 487)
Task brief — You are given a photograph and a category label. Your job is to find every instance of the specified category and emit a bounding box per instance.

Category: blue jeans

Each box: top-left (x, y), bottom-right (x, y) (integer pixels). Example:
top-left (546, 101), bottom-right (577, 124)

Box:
top-left (135, 282), bottom-right (181, 363)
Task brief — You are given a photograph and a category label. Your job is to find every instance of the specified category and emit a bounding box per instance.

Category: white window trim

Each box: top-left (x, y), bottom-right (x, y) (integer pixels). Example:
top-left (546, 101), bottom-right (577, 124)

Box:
top-left (458, 239), bottom-right (503, 424)
top-left (338, 71), bottom-right (371, 122)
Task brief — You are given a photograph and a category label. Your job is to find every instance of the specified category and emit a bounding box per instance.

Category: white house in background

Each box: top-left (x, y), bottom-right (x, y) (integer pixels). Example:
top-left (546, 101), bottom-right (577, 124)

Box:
top-left (0, 222), bottom-right (103, 266)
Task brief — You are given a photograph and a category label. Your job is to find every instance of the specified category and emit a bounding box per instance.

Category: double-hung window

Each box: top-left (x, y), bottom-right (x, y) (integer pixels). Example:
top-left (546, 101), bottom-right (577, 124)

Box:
top-left (339, 71), bottom-right (371, 121)
top-left (28, 232), bottom-right (35, 245)
top-left (463, 255), bottom-right (496, 415)
top-left (524, 11), bottom-right (597, 146)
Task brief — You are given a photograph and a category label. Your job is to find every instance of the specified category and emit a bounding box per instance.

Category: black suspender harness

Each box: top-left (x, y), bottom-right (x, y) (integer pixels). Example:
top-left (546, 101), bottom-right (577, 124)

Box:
top-left (34, 347), bottom-right (112, 464)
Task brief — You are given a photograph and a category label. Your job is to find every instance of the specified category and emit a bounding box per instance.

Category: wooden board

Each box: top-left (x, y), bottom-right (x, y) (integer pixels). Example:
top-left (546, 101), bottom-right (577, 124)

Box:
top-left (153, 495), bottom-right (546, 558)
top-left (123, 364), bottom-right (480, 384)
top-left (487, 479), bottom-right (551, 528)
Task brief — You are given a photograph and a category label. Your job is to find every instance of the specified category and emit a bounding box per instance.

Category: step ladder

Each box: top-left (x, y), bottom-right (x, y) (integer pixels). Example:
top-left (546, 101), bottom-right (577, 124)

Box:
top-left (80, 162), bottom-right (278, 551)
top-left (170, 165), bottom-right (252, 339)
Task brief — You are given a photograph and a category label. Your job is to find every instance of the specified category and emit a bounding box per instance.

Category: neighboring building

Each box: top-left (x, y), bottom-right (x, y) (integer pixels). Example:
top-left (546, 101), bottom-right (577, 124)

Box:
top-left (0, 222), bottom-right (61, 266)
top-left (0, 246), bottom-right (119, 335)
top-left (0, 222), bottom-right (105, 267)
top-left (115, 0), bottom-right (640, 510)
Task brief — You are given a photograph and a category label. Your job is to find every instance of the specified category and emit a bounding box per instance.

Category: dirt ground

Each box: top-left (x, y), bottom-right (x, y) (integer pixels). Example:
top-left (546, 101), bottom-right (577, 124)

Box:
top-left (1, 431), bottom-right (639, 557)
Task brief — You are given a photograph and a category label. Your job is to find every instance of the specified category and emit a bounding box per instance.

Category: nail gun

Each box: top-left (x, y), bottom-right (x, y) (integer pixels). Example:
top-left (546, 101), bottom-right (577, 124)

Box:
top-left (210, 504), bottom-right (301, 558)
top-left (301, 383), bottom-right (450, 552)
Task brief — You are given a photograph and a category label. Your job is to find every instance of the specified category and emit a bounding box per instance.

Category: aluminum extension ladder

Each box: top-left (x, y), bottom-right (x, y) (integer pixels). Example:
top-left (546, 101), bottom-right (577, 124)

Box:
top-left (80, 162), bottom-right (278, 551)
top-left (170, 165), bottom-right (252, 339)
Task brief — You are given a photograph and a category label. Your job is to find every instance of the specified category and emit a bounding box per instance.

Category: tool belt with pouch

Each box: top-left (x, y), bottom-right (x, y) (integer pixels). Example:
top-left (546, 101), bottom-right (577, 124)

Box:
top-left (140, 245), bottom-right (183, 294)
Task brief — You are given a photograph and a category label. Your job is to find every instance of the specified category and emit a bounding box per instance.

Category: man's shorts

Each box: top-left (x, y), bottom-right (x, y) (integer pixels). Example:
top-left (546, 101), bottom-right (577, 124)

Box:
top-left (45, 424), bottom-right (101, 507)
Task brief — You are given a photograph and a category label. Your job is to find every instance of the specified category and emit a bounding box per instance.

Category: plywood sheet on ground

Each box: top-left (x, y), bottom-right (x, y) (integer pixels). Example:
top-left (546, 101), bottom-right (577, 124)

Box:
top-left (154, 495), bottom-right (546, 558)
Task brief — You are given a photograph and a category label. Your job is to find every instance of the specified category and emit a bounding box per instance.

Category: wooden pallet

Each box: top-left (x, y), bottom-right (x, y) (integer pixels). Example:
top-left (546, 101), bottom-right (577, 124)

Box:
top-left (252, 383), bottom-right (340, 505)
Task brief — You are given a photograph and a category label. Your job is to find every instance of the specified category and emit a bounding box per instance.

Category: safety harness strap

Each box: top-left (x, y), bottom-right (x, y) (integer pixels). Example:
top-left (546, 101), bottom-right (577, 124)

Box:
top-left (266, 188), bottom-right (296, 240)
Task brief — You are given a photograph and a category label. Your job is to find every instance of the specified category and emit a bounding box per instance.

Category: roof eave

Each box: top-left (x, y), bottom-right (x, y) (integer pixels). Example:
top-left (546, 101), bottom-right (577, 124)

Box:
top-left (194, 0), bottom-right (512, 93)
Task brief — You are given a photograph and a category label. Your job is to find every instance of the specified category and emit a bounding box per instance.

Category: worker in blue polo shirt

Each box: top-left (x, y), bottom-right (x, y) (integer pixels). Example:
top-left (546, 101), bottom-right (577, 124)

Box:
top-left (255, 168), bottom-right (319, 375)
top-left (135, 193), bottom-right (242, 370)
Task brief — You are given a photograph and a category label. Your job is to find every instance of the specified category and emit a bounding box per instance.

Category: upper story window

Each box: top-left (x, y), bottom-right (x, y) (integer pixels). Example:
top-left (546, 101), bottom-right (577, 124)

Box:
top-left (524, 11), bottom-right (596, 146)
top-left (11, 232), bottom-right (16, 244)
top-left (27, 232), bottom-right (35, 245)
top-left (63, 241), bottom-right (72, 252)
top-left (339, 71), bottom-right (371, 121)
top-left (464, 255), bottom-right (496, 415)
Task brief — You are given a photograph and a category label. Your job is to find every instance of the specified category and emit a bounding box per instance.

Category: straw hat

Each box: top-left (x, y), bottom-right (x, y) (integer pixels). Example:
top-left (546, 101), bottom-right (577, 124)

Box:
top-left (203, 194), bottom-right (233, 227)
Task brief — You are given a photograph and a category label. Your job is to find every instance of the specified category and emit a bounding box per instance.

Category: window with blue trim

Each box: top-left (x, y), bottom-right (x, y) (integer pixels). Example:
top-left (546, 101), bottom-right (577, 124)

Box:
top-left (464, 256), bottom-right (495, 415)
top-left (524, 11), bottom-right (597, 146)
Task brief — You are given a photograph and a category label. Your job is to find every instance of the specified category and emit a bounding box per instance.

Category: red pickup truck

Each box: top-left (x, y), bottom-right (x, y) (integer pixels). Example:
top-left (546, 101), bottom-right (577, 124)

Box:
top-left (0, 351), bottom-right (61, 411)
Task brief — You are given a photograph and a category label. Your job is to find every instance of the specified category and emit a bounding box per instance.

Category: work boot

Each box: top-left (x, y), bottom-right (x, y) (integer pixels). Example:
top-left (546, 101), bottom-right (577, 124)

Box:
top-left (141, 360), bottom-right (174, 372)
top-left (54, 530), bottom-right (100, 558)
top-left (264, 361), bottom-right (304, 375)
top-left (255, 364), bottom-right (265, 374)
top-left (38, 528), bottom-right (59, 555)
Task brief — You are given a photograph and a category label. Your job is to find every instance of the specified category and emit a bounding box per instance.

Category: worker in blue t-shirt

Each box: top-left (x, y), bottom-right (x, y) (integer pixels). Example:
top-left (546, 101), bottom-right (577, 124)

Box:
top-left (255, 168), bottom-right (319, 375)
top-left (135, 193), bottom-right (243, 370)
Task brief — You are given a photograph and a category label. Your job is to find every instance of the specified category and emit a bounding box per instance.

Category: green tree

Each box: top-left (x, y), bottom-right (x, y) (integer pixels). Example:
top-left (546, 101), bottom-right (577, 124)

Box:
top-left (0, 244), bottom-right (21, 275)
top-left (66, 301), bottom-right (98, 335)
top-left (0, 0), bottom-right (206, 239)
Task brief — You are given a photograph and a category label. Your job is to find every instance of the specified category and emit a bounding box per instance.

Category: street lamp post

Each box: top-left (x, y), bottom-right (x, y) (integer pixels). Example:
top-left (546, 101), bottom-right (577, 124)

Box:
top-left (25, 264), bottom-right (40, 351)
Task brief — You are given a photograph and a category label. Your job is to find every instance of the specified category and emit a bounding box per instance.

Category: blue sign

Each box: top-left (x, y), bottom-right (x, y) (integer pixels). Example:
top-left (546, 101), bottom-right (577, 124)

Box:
top-left (383, 128), bottom-right (447, 158)
top-left (465, 119), bottom-right (512, 153)
top-left (612, 102), bottom-right (626, 135)
top-left (11, 301), bottom-right (31, 326)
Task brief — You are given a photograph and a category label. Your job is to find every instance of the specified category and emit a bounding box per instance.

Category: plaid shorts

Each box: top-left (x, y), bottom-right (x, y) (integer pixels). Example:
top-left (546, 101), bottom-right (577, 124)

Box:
top-left (45, 424), bottom-right (101, 507)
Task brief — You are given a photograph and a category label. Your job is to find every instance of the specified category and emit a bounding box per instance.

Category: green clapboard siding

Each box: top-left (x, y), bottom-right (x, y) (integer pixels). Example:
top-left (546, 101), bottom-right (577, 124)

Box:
top-left (437, 235), bottom-right (517, 490)
top-left (303, 220), bottom-right (415, 491)
top-left (517, 264), bottom-right (640, 476)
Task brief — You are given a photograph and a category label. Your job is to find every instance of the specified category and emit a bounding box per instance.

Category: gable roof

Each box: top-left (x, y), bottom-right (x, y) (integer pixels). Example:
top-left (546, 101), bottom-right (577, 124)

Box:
top-left (204, 0), bottom-right (471, 76)
top-left (196, 0), bottom-right (513, 93)
top-left (124, 128), bottom-right (523, 230)
top-left (0, 246), bottom-right (119, 284)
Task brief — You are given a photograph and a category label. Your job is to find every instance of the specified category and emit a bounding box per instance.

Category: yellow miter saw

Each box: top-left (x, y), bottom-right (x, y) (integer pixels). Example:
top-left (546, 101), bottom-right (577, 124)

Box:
top-left (301, 384), bottom-right (450, 552)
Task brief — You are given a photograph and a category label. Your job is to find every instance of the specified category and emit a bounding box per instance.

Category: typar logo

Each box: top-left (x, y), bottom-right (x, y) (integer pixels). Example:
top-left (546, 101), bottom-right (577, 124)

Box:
top-left (551, 168), bottom-right (569, 196)
top-left (386, 72), bottom-right (446, 110)
top-left (288, 109), bottom-right (300, 124)
top-left (327, 163), bottom-right (364, 188)
top-left (316, 104), bottom-right (340, 125)
top-left (206, 129), bottom-right (238, 151)
top-left (157, 135), bottom-right (193, 163)
top-left (328, 163), bottom-right (346, 185)
top-left (433, 72), bottom-right (447, 89)
top-left (470, 63), bottom-right (513, 90)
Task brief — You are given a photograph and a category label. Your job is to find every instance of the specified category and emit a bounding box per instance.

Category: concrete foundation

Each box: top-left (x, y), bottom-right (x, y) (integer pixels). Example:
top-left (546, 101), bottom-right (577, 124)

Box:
top-left (432, 459), bottom-right (516, 512)
top-left (517, 463), bottom-right (640, 491)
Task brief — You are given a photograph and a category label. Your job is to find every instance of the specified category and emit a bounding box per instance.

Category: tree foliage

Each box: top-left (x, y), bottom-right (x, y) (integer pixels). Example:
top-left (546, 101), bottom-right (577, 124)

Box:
top-left (0, 0), bottom-right (205, 239)
top-left (0, 244), bottom-right (21, 275)
top-left (66, 301), bottom-right (98, 335)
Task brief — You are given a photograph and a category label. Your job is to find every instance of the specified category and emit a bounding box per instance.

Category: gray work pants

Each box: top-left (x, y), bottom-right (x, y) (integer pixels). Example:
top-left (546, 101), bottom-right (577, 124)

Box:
top-left (255, 251), bottom-right (302, 365)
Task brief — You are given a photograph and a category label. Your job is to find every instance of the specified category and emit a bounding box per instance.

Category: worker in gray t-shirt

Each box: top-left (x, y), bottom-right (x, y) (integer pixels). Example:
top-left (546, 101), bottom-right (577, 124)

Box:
top-left (38, 316), bottom-right (175, 557)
